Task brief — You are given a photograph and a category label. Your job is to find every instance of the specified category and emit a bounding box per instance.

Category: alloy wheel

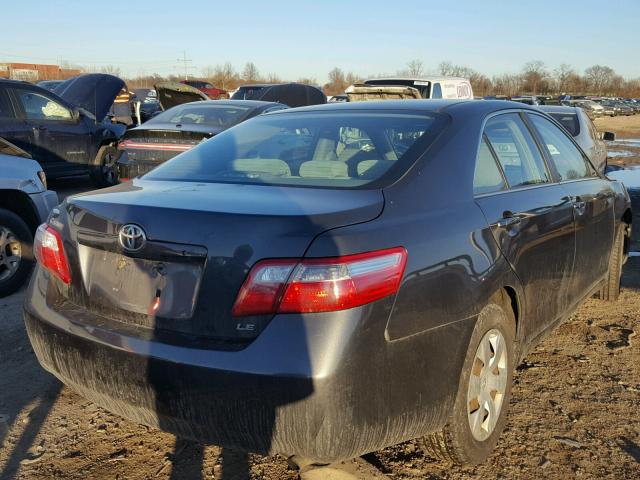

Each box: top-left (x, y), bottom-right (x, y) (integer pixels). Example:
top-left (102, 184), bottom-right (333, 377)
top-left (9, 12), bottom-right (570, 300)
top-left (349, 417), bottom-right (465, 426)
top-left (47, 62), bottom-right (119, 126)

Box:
top-left (467, 328), bottom-right (508, 441)
top-left (0, 226), bottom-right (22, 282)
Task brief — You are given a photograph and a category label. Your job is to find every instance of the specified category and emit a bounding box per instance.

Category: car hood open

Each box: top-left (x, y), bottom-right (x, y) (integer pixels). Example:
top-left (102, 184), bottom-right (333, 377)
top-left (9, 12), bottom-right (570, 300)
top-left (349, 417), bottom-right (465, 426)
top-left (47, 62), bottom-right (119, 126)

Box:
top-left (154, 82), bottom-right (209, 110)
top-left (53, 73), bottom-right (125, 121)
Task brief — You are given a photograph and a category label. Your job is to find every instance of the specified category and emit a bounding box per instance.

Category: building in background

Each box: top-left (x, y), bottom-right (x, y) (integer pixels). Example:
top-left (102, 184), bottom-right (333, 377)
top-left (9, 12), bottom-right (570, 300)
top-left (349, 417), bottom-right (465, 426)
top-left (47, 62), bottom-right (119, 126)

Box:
top-left (0, 63), bottom-right (81, 81)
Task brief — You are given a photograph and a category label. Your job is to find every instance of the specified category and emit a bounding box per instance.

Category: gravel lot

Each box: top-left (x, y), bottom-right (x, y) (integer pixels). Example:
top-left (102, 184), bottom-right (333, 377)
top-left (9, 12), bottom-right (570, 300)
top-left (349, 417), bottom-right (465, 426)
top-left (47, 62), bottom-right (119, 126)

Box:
top-left (0, 116), bottom-right (638, 480)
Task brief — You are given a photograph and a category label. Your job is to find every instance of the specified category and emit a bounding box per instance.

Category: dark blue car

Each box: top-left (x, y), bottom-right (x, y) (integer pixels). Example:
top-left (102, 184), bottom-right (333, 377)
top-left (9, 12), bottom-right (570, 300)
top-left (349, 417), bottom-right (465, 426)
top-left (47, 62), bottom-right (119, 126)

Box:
top-left (24, 100), bottom-right (631, 465)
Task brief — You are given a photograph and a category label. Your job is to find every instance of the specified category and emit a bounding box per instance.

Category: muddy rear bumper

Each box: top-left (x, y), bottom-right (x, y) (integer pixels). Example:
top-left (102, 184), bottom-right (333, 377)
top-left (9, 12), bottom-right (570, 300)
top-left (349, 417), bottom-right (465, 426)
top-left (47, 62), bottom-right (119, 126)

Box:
top-left (23, 269), bottom-right (471, 462)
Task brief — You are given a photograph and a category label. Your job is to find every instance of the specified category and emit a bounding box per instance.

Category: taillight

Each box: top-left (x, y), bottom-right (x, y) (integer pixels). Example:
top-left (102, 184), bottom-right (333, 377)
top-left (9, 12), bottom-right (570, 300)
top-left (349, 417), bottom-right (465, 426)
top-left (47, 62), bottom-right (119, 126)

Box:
top-left (34, 224), bottom-right (71, 284)
top-left (232, 247), bottom-right (407, 317)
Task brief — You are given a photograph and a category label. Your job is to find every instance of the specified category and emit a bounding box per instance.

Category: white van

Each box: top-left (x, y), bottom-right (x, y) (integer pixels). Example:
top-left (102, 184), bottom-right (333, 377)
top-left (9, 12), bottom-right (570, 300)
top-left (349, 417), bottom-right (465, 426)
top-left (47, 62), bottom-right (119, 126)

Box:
top-left (362, 77), bottom-right (474, 100)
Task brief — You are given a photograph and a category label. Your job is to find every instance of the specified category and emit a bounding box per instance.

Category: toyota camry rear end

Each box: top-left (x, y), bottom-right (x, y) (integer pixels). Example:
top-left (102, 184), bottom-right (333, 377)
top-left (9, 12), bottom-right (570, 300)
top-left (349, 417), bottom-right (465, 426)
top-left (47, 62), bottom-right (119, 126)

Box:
top-left (24, 101), bottom-right (548, 463)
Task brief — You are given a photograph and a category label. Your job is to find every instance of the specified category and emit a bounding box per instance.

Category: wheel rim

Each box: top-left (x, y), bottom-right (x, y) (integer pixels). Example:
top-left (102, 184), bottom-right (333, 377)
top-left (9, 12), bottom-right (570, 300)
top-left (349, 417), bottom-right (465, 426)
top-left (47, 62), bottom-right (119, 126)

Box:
top-left (467, 328), bottom-right (508, 441)
top-left (0, 226), bottom-right (22, 282)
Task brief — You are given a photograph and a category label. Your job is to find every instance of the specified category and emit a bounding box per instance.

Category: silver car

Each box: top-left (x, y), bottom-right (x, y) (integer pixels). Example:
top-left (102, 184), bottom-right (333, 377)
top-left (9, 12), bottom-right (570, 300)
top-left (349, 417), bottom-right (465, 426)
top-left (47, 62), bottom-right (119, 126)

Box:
top-left (0, 137), bottom-right (58, 297)
top-left (538, 106), bottom-right (614, 173)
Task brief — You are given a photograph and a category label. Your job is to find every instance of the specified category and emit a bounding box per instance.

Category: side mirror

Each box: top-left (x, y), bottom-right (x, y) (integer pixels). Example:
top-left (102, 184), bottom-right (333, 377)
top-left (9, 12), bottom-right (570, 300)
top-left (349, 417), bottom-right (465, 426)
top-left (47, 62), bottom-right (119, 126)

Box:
top-left (603, 131), bottom-right (616, 141)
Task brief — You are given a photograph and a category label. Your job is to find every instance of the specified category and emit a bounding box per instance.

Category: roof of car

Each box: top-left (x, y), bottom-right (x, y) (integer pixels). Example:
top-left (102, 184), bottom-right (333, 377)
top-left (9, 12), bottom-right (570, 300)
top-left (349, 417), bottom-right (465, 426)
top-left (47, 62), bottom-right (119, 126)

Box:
top-left (365, 76), bottom-right (470, 83)
top-left (270, 99), bottom-right (538, 115)
top-left (537, 105), bottom-right (581, 114)
top-left (174, 100), bottom-right (284, 108)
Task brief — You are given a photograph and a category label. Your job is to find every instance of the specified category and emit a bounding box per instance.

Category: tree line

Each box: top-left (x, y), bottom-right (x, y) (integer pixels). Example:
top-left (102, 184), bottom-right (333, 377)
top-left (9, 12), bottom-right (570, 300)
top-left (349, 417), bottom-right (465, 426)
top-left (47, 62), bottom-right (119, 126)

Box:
top-left (115, 60), bottom-right (640, 98)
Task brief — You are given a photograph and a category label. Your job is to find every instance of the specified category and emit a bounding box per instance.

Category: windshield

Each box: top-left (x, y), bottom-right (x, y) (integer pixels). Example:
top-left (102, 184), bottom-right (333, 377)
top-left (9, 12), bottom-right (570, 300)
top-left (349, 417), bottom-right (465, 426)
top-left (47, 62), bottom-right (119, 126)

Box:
top-left (231, 86), bottom-right (268, 100)
top-left (144, 111), bottom-right (446, 188)
top-left (146, 104), bottom-right (251, 127)
top-left (548, 113), bottom-right (580, 136)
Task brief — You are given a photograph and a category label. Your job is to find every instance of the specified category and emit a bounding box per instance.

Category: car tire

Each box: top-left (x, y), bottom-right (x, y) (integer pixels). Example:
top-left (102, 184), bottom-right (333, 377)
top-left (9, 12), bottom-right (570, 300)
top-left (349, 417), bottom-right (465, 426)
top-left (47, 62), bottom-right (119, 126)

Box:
top-left (0, 208), bottom-right (34, 298)
top-left (89, 145), bottom-right (119, 188)
top-left (595, 226), bottom-right (624, 301)
top-left (418, 291), bottom-right (516, 465)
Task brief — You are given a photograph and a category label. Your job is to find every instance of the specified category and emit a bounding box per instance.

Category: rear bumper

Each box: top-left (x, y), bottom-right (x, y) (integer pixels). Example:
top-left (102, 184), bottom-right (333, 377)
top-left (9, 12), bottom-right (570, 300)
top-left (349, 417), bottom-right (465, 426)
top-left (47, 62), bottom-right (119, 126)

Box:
top-left (23, 268), bottom-right (473, 462)
top-left (116, 149), bottom-right (181, 180)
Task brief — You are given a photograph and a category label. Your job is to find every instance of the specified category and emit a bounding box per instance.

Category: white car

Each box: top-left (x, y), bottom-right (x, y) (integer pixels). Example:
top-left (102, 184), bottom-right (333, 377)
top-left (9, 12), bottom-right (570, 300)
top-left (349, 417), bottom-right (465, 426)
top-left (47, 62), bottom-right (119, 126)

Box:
top-left (0, 137), bottom-right (58, 297)
top-left (363, 76), bottom-right (474, 99)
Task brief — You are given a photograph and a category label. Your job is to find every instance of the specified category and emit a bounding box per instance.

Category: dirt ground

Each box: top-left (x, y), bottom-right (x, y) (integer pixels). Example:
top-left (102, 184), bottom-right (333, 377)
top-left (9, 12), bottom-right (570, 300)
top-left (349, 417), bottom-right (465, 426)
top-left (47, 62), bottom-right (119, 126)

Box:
top-left (0, 117), bottom-right (639, 480)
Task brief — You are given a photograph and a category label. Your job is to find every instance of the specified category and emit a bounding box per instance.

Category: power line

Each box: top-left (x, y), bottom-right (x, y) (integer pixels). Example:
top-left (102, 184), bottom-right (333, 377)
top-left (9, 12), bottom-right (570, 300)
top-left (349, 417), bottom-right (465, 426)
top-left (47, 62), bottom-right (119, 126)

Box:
top-left (176, 51), bottom-right (196, 80)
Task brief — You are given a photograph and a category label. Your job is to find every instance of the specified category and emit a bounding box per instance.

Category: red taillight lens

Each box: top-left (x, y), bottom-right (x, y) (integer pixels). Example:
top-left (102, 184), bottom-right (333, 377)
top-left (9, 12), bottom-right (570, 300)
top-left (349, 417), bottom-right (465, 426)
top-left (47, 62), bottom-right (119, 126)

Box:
top-left (34, 224), bottom-right (71, 284)
top-left (232, 247), bottom-right (407, 317)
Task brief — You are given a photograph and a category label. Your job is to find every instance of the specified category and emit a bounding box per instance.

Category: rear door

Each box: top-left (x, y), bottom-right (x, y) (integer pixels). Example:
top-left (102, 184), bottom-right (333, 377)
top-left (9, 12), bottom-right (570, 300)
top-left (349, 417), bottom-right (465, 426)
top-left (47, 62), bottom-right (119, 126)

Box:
top-left (474, 112), bottom-right (576, 339)
top-left (526, 112), bottom-right (615, 303)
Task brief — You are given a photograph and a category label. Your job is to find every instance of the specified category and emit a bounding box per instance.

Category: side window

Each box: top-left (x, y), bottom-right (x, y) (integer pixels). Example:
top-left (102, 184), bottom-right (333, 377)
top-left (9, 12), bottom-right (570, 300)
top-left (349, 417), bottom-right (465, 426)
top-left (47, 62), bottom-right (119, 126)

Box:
top-left (484, 113), bottom-right (550, 188)
top-left (527, 114), bottom-right (591, 181)
top-left (16, 90), bottom-right (72, 121)
top-left (474, 136), bottom-right (506, 195)
top-left (0, 89), bottom-right (15, 119)
top-left (431, 83), bottom-right (442, 99)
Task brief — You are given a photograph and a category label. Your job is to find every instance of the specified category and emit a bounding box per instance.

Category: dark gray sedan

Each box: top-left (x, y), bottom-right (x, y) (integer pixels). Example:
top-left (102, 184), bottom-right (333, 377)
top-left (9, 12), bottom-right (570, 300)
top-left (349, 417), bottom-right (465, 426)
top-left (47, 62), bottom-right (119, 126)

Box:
top-left (24, 100), bottom-right (631, 465)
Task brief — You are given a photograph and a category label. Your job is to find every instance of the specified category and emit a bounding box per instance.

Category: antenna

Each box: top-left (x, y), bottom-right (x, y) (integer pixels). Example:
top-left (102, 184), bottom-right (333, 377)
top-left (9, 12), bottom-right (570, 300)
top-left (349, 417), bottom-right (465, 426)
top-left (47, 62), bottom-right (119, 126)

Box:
top-left (176, 51), bottom-right (195, 80)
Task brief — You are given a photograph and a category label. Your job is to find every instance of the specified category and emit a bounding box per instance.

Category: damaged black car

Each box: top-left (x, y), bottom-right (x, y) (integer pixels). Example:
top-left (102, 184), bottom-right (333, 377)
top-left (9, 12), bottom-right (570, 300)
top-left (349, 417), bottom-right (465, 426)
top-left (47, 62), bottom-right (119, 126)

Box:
top-left (0, 74), bottom-right (126, 187)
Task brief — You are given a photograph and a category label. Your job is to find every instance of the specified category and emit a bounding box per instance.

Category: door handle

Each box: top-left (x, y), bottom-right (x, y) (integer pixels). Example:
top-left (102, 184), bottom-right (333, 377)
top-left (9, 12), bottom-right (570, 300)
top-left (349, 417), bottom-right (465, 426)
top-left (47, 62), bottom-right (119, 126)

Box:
top-left (570, 196), bottom-right (587, 211)
top-left (496, 214), bottom-right (522, 228)
top-left (32, 125), bottom-right (47, 131)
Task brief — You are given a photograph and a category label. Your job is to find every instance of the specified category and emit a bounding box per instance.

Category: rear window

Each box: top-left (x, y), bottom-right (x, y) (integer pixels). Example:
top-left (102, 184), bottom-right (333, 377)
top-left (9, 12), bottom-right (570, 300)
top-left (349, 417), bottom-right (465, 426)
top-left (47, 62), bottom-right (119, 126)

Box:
top-left (147, 104), bottom-right (251, 128)
top-left (144, 111), bottom-right (446, 188)
top-left (548, 113), bottom-right (580, 136)
top-left (231, 86), bottom-right (267, 100)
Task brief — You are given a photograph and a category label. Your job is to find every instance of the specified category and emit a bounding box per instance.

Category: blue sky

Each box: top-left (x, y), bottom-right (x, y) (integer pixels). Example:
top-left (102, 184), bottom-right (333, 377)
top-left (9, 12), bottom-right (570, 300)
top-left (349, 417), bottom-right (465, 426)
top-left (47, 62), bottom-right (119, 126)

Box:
top-left (1, 0), bottom-right (639, 82)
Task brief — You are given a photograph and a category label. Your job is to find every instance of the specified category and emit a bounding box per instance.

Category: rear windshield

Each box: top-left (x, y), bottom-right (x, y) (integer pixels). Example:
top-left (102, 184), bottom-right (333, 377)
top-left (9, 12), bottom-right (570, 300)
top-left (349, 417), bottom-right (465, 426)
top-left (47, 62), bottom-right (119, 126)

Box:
top-left (146, 104), bottom-right (251, 128)
top-left (144, 111), bottom-right (446, 188)
top-left (548, 113), bottom-right (580, 136)
top-left (231, 86), bottom-right (267, 100)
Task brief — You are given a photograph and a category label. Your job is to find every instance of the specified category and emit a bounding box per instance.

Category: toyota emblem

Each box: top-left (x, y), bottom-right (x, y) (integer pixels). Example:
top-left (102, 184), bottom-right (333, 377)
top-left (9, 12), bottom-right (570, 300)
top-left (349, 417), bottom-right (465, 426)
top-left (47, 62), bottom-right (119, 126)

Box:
top-left (118, 224), bottom-right (146, 252)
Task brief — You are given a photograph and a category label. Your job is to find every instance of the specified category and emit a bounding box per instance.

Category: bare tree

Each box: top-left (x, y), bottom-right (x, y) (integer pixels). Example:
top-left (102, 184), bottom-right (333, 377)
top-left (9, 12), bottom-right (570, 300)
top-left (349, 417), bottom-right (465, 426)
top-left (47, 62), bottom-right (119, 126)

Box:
top-left (242, 62), bottom-right (261, 83)
top-left (266, 72), bottom-right (282, 83)
top-left (584, 65), bottom-right (616, 95)
top-left (553, 63), bottom-right (575, 93)
top-left (521, 61), bottom-right (548, 94)
top-left (296, 77), bottom-right (317, 86)
top-left (492, 74), bottom-right (522, 97)
top-left (100, 65), bottom-right (122, 77)
top-left (406, 59), bottom-right (424, 77)
top-left (324, 67), bottom-right (349, 95)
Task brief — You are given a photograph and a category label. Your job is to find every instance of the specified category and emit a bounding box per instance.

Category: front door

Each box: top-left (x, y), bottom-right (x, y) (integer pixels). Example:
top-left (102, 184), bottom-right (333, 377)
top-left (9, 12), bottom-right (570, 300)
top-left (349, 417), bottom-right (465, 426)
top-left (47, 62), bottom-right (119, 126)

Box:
top-left (474, 112), bottom-right (576, 339)
top-left (0, 88), bottom-right (34, 156)
top-left (12, 87), bottom-right (91, 177)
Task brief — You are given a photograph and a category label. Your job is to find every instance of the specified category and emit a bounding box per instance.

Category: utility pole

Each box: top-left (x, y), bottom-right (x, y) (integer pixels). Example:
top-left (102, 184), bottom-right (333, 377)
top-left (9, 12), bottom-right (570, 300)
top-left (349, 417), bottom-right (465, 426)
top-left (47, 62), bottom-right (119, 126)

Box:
top-left (176, 51), bottom-right (195, 80)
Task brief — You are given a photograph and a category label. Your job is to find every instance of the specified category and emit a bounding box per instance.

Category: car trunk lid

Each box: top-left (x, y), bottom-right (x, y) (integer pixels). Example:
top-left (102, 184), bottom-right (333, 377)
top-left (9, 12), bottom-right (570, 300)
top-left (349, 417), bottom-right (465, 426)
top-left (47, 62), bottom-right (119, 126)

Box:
top-left (55, 180), bottom-right (384, 344)
top-left (154, 82), bottom-right (209, 110)
top-left (118, 125), bottom-right (220, 175)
